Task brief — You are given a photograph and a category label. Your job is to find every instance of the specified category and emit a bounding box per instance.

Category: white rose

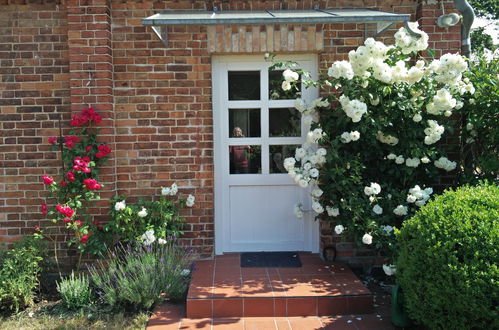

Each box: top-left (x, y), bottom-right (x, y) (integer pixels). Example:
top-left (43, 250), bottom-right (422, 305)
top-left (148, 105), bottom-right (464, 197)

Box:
top-left (341, 132), bottom-right (352, 143)
top-left (158, 238), bottom-right (167, 245)
top-left (294, 203), bottom-right (304, 218)
top-left (312, 188), bottom-right (323, 198)
top-left (383, 264), bottom-right (396, 276)
top-left (362, 233), bottom-right (373, 245)
top-left (114, 200), bottom-right (126, 211)
top-left (364, 186), bottom-right (374, 196)
top-left (382, 225), bottom-right (393, 234)
top-left (138, 207), bottom-right (148, 218)
top-left (312, 201), bottom-right (324, 214)
top-left (299, 179), bottom-right (309, 188)
top-left (412, 113), bottom-right (422, 122)
top-left (373, 204), bottom-right (383, 215)
top-left (326, 206), bottom-right (340, 217)
top-left (350, 131), bottom-right (360, 141)
top-left (283, 68), bottom-right (299, 82)
top-left (393, 205), bottom-right (408, 216)
top-left (370, 183), bottom-right (381, 195)
top-left (421, 156), bottom-right (430, 164)
top-left (281, 80), bottom-right (291, 91)
top-left (186, 194), bottom-right (195, 207)
top-left (334, 225), bottom-right (345, 235)
top-left (387, 153), bottom-right (396, 160)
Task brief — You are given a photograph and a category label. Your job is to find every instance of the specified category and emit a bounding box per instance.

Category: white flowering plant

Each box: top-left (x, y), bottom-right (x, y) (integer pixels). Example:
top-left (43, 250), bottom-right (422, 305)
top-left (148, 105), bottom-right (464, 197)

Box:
top-left (107, 183), bottom-right (195, 244)
top-left (458, 48), bottom-right (499, 184)
top-left (278, 23), bottom-right (474, 266)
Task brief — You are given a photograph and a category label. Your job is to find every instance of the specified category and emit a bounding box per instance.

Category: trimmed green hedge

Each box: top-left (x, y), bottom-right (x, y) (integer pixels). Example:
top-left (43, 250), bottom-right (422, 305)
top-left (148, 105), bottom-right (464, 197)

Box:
top-left (397, 183), bottom-right (499, 330)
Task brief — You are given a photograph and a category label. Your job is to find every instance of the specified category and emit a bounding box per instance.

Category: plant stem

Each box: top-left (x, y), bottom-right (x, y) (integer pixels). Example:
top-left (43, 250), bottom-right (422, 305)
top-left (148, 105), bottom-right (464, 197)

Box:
top-left (58, 113), bottom-right (65, 172)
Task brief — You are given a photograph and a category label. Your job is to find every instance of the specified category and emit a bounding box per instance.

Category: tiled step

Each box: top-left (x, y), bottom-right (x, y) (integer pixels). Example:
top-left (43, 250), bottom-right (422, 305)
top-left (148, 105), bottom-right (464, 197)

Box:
top-left (186, 253), bottom-right (373, 318)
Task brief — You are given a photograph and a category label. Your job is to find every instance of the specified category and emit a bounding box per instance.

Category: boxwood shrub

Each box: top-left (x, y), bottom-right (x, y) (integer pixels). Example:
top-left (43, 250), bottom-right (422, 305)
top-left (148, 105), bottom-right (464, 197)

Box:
top-left (397, 183), bottom-right (498, 330)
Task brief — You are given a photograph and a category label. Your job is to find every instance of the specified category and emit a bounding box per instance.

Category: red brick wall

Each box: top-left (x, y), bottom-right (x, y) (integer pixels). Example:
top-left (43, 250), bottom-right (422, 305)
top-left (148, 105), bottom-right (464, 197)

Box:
top-left (0, 0), bottom-right (462, 261)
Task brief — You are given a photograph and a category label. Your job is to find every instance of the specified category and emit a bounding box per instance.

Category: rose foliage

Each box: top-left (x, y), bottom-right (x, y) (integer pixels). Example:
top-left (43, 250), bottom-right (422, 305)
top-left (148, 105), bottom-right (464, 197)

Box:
top-left (281, 23), bottom-right (474, 265)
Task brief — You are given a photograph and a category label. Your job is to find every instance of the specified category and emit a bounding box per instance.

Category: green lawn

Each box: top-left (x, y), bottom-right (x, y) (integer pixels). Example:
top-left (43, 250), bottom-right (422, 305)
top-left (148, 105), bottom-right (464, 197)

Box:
top-left (0, 300), bottom-right (149, 330)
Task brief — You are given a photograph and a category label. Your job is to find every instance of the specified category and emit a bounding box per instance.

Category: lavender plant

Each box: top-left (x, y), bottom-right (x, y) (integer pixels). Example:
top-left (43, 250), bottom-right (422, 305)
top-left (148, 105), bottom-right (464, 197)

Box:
top-left (89, 238), bottom-right (195, 310)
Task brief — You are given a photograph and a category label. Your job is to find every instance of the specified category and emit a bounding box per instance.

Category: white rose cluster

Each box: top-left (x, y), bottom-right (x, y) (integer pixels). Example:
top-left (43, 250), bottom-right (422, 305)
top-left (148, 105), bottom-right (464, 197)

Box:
top-left (390, 60), bottom-right (425, 85)
top-left (430, 53), bottom-right (468, 85)
top-left (161, 182), bottom-right (178, 196)
top-left (141, 229), bottom-right (156, 246)
top-left (364, 182), bottom-right (381, 196)
top-left (405, 157), bottom-right (421, 168)
top-left (340, 131), bottom-right (360, 143)
top-left (327, 60), bottom-right (354, 80)
top-left (281, 68), bottom-right (299, 91)
top-left (426, 89), bottom-right (457, 115)
top-left (424, 120), bottom-right (445, 145)
top-left (434, 156), bottom-right (457, 172)
top-left (294, 97), bottom-right (329, 126)
top-left (307, 128), bottom-right (326, 144)
top-left (393, 205), bottom-right (408, 216)
top-left (348, 37), bottom-right (390, 76)
top-left (114, 200), bottom-right (126, 211)
top-left (394, 22), bottom-right (429, 54)
top-left (284, 145), bottom-right (327, 189)
top-left (339, 95), bottom-right (368, 122)
top-left (376, 131), bottom-right (399, 146)
top-left (407, 185), bottom-right (433, 207)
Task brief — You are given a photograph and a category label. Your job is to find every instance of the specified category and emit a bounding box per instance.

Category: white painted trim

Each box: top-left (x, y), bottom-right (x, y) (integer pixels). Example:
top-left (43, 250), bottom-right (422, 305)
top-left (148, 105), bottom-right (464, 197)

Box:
top-left (212, 54), bottom-right (319, 254)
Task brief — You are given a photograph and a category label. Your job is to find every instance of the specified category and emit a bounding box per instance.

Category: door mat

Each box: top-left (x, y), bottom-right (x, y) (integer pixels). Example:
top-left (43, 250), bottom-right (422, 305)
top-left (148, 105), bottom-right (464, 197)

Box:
top-left (240, 252), bottom-right (302, 267)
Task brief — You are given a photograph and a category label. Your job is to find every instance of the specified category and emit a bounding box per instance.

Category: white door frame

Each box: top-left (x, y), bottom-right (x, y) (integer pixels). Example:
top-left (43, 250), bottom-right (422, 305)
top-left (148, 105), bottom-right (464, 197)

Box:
top-left (212, 54), bottom-right (320, 254)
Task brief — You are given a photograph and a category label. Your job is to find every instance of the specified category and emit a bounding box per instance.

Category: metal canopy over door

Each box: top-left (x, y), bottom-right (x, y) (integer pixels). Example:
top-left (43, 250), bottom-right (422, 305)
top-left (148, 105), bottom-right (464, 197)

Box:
top-left (212, 54), bottom-right (319, 254)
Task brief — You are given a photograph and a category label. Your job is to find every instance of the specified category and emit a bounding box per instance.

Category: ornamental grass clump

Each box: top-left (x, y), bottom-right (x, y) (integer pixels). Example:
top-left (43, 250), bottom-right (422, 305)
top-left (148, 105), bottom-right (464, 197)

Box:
top-left (397, 183), bottom-right (499, 330)
top-left (89, 238), bottom-right (195, 311)
top-left (56, 271), bottom-right (92, 310)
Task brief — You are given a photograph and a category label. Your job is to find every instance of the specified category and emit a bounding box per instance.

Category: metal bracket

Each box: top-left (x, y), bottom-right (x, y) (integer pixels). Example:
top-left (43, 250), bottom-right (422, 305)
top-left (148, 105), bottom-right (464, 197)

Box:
top-left (364, 21), bottom-right (395, 39)
top-left (151, 25), bottom-right (168, 47)
top-left (404, 21), bottom-right (423, 37)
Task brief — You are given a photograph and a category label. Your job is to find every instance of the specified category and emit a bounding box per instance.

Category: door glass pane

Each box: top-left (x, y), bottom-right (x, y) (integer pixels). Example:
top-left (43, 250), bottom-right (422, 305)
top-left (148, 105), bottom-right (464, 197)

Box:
top-left (229, 109), bottom-right (260, 138)
top-left (229, 145), bottom-right (261, 174)
top-left (269, 107), bottom-right (301, 137)
top-left (228, 71), bottom-right (260, 100)
top-left (269, 70), bottom-right (301, 100)
top-left (270, 145), bottom-right (301, 173)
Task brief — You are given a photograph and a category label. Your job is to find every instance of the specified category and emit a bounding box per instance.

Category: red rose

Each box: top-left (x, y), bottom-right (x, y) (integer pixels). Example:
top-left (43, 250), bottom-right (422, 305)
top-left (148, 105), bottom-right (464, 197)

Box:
top-left (80, 235), bottom-right (89, 244)
top-left (64, 135), bottom-right (79, 148)
top-left (55, 205), bottom-right (75, 218)
top-left (83, 178), bottom-right (102, 190)
top-left (60, 181), bottom-right (68, 187)
top-left (48, 136), bottom-right (58, 145)
top-left (95, 144), bottom-right (111, 159)
top-left (74, 220), bottom-right (82, 227)
top-left (70, 114), bottom-right (86, 127)
top-left (63, 217), bottom-right (71, 223)
top-left (42, 175), bottom-right (55, 185)
top-left (82, 107), bottom-right (102, 124)
top-left (41, 204), bottom-right (48, 215)
top-left (73, 157), bottom-right (91, 173)
top-left (85, 145), bottom-right (93, 153)
top-left (34, 225), bottom-right (40, 231)
top-left (65, 171), bottom-right (76, 182)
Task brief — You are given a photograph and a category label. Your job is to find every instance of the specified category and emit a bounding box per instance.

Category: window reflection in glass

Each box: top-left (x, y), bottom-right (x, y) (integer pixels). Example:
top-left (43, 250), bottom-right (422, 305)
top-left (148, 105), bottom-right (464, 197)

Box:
top-left (269, 145), bottom-right (301, 174)
top-left (229, 109), bottom-right (260, 138)
top-left (269, 70), bottom-right (301, 100)
top-left (228, 71), bottom-right (261, 100)
top-left (269, 107), bottom-right (301, 137)
top-left (229, 145), bottom-right (261, 174)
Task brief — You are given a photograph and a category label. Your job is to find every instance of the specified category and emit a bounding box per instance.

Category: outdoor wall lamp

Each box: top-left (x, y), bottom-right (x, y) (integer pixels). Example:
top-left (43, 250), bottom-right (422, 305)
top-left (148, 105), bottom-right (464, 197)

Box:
top-left (437, 12), bottom-right (461, 27)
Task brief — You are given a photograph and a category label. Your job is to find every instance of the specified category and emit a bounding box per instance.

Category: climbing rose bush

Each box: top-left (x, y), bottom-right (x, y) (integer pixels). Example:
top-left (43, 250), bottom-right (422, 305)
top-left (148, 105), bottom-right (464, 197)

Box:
top-left (37, 107), bottom-right (111, 257)
top-left (282, 22), bottom-right (474, 267)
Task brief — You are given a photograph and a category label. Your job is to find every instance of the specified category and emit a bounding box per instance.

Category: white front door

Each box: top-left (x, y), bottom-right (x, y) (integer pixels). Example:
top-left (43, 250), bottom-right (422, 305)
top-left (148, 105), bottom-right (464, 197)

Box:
top-left (213, 54), bottom-right (319, 254)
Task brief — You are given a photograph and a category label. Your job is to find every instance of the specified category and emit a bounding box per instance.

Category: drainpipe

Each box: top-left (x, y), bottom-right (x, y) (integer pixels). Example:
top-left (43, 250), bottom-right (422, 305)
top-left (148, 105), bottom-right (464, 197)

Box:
top-left (453, 0), bottom-right (475, 58)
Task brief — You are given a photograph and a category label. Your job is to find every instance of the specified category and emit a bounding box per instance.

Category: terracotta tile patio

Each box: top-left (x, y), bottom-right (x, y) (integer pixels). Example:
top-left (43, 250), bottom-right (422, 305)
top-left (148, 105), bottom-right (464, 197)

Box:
top-left (147, 253), bottom-right (396, 329)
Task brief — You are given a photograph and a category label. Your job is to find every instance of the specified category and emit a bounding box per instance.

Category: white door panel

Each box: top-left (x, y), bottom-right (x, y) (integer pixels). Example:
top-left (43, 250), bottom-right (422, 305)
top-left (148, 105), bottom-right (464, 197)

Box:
top-left (212, 54), bottom-right (319, 254)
